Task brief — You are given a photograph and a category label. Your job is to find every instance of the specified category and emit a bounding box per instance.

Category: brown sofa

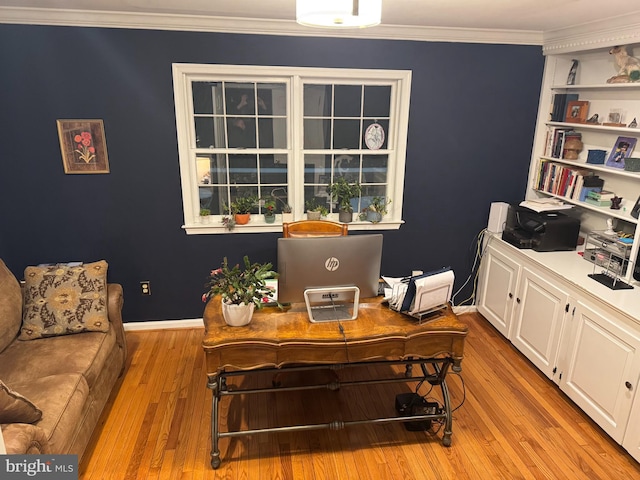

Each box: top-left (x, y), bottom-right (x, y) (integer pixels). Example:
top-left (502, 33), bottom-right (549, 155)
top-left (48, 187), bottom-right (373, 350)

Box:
top-left (0, 259), bottom-right (127, 460)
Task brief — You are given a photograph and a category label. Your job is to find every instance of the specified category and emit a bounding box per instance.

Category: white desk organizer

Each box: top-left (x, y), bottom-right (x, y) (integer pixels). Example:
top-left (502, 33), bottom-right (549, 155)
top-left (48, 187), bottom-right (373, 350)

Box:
top-left (304, 286), bottom-right (360, 323)
top-left (388, 269), bottom-right (455, 322)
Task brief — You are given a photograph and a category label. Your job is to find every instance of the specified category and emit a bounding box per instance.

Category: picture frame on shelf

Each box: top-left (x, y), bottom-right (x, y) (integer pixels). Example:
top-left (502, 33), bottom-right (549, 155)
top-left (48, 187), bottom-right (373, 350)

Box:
top-left (603, 108), bottom-right (626, 127)
top-left (57, 119), bottom-right (110, 174)
top-left (605, 136), bottom-right (637, 169)
top-left (565, 100), bottom-right (589, 123)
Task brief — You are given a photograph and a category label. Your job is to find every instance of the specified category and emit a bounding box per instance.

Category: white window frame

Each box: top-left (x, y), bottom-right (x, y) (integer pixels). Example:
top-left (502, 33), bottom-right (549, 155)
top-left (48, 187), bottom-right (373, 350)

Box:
top-left (172, 64), bottom-right (411, 234)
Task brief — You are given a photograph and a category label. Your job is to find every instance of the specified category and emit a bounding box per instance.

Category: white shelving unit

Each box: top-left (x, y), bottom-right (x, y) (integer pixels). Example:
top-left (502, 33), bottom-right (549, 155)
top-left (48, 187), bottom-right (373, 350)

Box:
top-left (527, 44), bottom-right (640, 283)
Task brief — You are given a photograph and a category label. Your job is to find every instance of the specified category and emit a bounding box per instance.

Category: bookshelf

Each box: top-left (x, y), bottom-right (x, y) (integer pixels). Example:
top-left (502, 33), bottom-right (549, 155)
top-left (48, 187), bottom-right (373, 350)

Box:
top-left (527, 43), bottom-right (640, 284)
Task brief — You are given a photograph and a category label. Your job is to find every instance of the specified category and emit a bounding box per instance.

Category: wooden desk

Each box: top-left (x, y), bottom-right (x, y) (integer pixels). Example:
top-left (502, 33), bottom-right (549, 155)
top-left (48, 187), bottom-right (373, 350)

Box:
top-left (202, 297), bottom-right (468, 469)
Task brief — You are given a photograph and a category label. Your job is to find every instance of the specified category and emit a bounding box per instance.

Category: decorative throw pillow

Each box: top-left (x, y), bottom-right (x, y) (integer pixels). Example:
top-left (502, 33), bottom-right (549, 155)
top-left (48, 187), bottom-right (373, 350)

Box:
top-left (0, 380), bottom-right (42, 424)
top-left (19, 260), bottom-right (109, 340)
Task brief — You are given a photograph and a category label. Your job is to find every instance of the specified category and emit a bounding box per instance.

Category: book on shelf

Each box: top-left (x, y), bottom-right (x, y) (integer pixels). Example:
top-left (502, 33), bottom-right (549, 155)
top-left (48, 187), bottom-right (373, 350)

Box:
top-left (550, 93), bottom-right (579, 122)
top-left (578, 186), bottom-right (603, 202)
top-left (584, 198), bottom-right (612, 207)
top-left (586, 190), bottom-right (615, 201)
top-left (536, 160), bottom-right (591, 199)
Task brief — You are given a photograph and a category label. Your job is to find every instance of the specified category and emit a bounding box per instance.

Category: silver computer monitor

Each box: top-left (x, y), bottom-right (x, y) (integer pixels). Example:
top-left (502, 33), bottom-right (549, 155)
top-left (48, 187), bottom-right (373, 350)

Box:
top-left (277, 234), bottom-right (383, 304)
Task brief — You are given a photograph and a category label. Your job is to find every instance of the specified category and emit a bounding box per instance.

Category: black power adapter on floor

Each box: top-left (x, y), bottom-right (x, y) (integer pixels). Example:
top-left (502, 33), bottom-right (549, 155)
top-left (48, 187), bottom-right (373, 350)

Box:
top-left (395, 393), bottom-right (439, 431)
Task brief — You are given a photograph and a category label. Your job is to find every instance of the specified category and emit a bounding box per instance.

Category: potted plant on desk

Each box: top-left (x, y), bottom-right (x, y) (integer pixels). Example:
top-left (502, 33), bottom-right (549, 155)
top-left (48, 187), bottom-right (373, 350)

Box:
top-left (203, 256), bottom-right (278, 326)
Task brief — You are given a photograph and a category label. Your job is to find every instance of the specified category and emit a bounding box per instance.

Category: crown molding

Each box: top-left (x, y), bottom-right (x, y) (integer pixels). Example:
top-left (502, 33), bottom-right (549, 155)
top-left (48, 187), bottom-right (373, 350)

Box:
top-left (543, 11), bottom-right (640, 54)
top-left (0, 6), bottom-right (543, 46)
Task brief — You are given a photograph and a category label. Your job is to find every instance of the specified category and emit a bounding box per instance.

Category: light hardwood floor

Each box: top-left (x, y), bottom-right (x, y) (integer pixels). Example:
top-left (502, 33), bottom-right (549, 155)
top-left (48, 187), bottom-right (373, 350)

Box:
top-left (79, 313), bottom-right (640, 479)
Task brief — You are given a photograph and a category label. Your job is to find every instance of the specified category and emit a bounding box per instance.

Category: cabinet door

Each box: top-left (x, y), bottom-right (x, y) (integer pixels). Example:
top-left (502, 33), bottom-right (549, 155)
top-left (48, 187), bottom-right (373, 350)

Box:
top-left (561, 301), bottom-right (640, 443)
top-left (623, 384), bottom-right (640, 462)
top-left (477, 246), bottom-right (520, 337)
top-left (511, 267), bottom-right (569, 380)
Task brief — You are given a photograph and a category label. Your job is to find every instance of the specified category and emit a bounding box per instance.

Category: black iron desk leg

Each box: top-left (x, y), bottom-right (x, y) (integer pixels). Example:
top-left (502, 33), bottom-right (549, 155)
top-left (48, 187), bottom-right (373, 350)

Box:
top-left (208, 375), bottom-right (221, 469)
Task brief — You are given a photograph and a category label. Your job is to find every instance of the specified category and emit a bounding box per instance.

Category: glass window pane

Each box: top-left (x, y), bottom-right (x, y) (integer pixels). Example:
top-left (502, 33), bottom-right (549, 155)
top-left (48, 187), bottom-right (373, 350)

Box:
top-left (258, 83), bottom-right (287, 116)
top-left (362, 155), bottom-right (388, 183)
top-left (304, 119), bottom-right (331, 149)
top-left (304, 154), bottom-right (331, 184)
top-left (363, 119), bottom-right (389, 150)
top-left (229, 187), bottom-right (259, 213)
top-left (304, 84), bottom-right (332, 116)
top-left (195, 117), bottom-right (226, 148)
top-left (363, 85), bottom-right (391, 117)
top-left (333, 119), bottom-right (360, 149)
top-left (200, 186), bottom-right (226, 215)
top-left (259, 154), bottom-right (288, 184)
top-left (193, 82), bottom-right (213, 114)
top-left (258, 118), bottom-right (287, 148)
top-left (194, 117), bottom-right (213, 149)
top-left (193, 82), bottom-right (224, 115)
top-left (333, 154), bottom-right (360, 182)
top-left (304, 186), bottom-right (330, 212)
top-left (229, 155), bottom-right (258, 184)
top-left (227, 118), bottom-right (256, 148)
top-left (226, 83), bottom-right (255, 115)
top-left (334, 85), bottom-right (362, 117)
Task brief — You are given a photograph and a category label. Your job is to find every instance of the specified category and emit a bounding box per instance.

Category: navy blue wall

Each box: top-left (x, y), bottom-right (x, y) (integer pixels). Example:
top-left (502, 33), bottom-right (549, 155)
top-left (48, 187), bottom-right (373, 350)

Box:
top-left (0, 25), bottom-right (544, 322)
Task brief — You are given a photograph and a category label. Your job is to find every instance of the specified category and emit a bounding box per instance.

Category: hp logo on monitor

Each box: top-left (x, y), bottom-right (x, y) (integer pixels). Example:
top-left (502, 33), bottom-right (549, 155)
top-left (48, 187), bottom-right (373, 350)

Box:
top-left (325, 257), bottom-right (340, 271)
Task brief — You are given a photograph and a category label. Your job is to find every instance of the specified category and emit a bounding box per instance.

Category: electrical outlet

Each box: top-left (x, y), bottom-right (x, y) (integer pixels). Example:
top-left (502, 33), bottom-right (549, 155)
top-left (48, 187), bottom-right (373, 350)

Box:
top-left (140, 281), bottom-right (151, 295)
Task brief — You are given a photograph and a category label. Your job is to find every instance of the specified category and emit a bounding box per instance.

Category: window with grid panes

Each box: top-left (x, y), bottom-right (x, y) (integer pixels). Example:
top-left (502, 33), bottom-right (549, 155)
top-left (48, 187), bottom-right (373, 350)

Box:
top-left (172, 64), bottom-right (411, 234)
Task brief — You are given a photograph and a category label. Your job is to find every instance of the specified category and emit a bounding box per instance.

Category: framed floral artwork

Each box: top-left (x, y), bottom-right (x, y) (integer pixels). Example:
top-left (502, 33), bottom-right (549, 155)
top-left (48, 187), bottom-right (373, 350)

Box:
top-left (57, 119), bottom-right (110, 174)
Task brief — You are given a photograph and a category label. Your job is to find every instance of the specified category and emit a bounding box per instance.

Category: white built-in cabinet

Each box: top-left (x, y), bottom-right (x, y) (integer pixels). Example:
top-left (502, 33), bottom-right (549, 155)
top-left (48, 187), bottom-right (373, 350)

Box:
top-left (476, 31), bottom-right (640, 462)
top-left (477, 236), bottom-right (640, 461)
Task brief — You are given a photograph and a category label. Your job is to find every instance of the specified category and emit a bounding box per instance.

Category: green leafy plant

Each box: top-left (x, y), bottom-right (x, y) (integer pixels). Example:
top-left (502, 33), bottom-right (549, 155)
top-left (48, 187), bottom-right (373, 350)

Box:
top-left (328, 178), bottom-right (361, 213)
top-left (368, 196), bottom-right (391, 215)
top-left (200, 208), bottom-right (211, 216)
top-left (305, 199), bottom-right (328, 216)
top-left (226, 195), bottom-right (258, 215)
top-left (203, 256), bottom-right (278, 307)
top-left (262, 196), bottom-right (276, 216)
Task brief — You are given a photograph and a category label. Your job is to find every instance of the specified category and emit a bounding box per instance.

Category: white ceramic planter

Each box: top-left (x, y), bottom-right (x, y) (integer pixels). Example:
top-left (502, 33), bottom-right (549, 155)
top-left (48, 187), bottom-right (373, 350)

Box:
top-left (221, 301), bottom-right (255, 327)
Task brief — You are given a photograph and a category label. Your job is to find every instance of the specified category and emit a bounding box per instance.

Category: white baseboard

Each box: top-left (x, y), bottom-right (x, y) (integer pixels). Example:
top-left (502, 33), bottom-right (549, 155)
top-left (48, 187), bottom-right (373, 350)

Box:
top-left (452, 305), bottom-right (478, 315)
top-left (124, 318), bottom-right (203, 331)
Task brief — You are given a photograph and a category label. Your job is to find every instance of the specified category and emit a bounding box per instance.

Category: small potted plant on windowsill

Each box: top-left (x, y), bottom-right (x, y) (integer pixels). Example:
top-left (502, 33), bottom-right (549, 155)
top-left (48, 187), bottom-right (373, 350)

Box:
top-left (362, 196), bottom-right (391, 223)
top-left (199, 208), bottom-right (211, 224)
top-left (262, 196), bottom-right (276, 224)
top-left (305, 199), bottom-right (328, 220)
top-left (225, 195), bottom-right (257, 226)
top-left (281, 202), bottom-right (293, 223)
top-left (202, 256), bottom-right (278, 326)
top-left (328, 178), bottom-right (361, 223)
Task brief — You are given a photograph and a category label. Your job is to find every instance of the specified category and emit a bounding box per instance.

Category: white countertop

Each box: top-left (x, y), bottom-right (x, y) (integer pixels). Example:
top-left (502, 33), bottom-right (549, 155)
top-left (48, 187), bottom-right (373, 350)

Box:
top-left (488, 235), bottom-right (640, 323)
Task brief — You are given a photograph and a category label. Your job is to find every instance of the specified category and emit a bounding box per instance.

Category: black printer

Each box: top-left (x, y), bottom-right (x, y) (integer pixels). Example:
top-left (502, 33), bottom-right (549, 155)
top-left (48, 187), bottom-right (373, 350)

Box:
top-left (501, 205), bottom-right (580, 252)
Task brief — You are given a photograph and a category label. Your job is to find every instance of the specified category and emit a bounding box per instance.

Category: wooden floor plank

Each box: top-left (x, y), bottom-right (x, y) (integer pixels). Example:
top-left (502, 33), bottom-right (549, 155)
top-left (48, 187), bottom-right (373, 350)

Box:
top-left (79, 315), bottom-right (640, 479)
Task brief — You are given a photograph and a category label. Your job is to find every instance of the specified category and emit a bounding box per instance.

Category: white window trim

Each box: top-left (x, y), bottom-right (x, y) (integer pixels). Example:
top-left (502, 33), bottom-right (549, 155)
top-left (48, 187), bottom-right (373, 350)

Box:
top-left (172, 64), bottom-right (411, 234)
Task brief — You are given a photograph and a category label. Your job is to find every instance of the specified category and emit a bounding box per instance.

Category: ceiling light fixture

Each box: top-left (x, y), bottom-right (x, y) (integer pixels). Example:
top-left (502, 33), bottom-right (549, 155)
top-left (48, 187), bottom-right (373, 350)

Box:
top-left (296, 0), bottom-right (382, 28)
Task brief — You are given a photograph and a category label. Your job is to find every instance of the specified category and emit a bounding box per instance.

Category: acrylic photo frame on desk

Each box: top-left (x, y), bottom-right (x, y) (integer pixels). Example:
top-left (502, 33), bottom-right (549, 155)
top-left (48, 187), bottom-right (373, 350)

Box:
top-left (606, 136), bottom-right (637, 169)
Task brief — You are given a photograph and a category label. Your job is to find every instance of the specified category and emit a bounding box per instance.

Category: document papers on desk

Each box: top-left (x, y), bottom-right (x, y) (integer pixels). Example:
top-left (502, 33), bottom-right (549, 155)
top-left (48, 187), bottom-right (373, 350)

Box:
top-left (384, 267), bottom-right (454, 318)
